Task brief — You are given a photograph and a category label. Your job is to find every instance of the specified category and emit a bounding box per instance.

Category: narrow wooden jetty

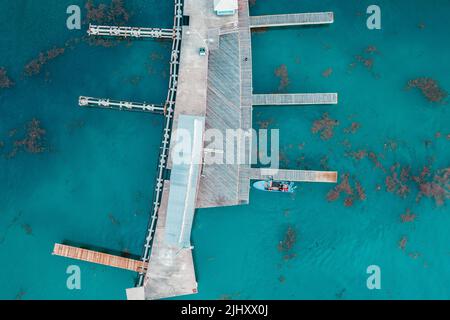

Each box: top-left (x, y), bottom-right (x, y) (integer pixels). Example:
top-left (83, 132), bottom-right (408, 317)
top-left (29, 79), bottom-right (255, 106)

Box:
top-left (237, 0), bottom-right (254, 205)
top-left (52, 243), bottom-right (148, 273)
top-left (249, 168), bottom-right (338, 183)
top-left (88, 24), bottom-right (175, 39)
top-left (79, 96), bottom-right (165, 114)
top-left (250, 12), bottom-right (334, 28)
top-left (253, 93), bottom-right (338, 106)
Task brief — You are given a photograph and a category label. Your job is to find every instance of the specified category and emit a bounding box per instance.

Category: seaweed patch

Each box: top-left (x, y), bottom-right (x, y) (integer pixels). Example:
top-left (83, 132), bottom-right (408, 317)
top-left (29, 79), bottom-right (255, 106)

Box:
top-left (278, 226), bottom-right (297, 261)
top-left (407, 78), bottom-right (447, 104)
top-left (326, 174), bottom-right (366, 206)
top-left (0, 67), bottom-right (14, 89)
top-left (312, 112), bottom-right (339, 140)
top-left (274, 64), bottom-right (290, 92)
top-left (24, 47), bottom-right (66, 77)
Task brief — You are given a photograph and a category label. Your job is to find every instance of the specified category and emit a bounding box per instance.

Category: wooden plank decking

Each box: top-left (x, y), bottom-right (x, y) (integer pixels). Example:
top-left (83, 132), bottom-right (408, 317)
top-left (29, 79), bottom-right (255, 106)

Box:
top-left (249, 168), bottom-right (338, 183)
top-left (237, 0), bottom-right (254, 205)
top-left (197, 32), bottom-right (241, 208)
top-left (253, 93), bottom-right (338, 106)
top-left (250, 12), bottom-right (334, 28)
top-left (52, 243), bottom-right (148, 273)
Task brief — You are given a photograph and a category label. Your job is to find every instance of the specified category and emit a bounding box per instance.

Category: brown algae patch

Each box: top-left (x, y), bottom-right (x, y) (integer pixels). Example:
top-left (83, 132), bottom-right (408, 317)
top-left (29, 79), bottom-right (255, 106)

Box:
top-left (326, 174), bottom-right (366, 206)
top-left (23, 47), bottom-right (65, 77)
top-left (85, 0), bottom-right (130, 25)
top-left (344, 122), bottom-right (361, 134)
top-left (84, 0), bottom-right (133, 47)
top-left (21, 224), bottom-right (33, 235)
top-left (322, 67), bottom-right (333, 78)
top-left (401, 209), bottom-right (417, 223)
top-left (399, 236), bottom-right (408, 250)
top-left (4, 118), bottom-right (48, 158)
top-left (349, 45), bottom-right (381, 78)
top-left (0, 67), bottom-right (14, 89)
top-left (407, 77), bottom-right (447, 104)
top-left (278, 226), bottom-right (297, 261)
top-left (413, 167), bottom-right (450, 206)
top-left (274, 64), bottom-right (290, 92)
top-left (311, 112), bottom-right (339, 140)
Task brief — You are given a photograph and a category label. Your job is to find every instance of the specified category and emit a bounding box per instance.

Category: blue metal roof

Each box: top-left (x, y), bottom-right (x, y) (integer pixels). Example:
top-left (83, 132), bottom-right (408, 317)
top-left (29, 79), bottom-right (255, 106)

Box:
top-left (164, 115), bottom-right (205, 248)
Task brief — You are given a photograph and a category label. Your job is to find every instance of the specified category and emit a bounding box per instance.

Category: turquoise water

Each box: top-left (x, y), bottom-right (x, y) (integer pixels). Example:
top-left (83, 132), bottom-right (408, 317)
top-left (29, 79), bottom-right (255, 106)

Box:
top-left (1, 0), bottom-right (449, 300)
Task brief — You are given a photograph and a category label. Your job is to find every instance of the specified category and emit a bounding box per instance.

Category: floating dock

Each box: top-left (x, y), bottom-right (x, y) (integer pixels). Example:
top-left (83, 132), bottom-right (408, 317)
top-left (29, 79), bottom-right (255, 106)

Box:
top-left (250, 12), bottom-right (334, 28)
top-left (52, 243), bottom-right (148, 273)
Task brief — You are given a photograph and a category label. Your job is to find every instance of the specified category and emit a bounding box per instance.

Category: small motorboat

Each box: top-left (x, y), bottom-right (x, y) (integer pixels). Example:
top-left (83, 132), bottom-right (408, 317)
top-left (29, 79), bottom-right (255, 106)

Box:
top-left (253, 178), bottom-right (296, 193)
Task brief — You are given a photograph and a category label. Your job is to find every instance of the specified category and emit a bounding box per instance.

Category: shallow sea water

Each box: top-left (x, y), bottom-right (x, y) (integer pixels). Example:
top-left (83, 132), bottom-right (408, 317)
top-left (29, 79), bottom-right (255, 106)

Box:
top-left (0, 0), bottom-right (449, 300)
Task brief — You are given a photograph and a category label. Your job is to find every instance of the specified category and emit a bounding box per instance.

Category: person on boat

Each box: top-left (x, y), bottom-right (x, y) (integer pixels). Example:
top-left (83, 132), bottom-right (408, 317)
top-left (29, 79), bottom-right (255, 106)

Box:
top-left (271, 181), bottom-right (280, 191)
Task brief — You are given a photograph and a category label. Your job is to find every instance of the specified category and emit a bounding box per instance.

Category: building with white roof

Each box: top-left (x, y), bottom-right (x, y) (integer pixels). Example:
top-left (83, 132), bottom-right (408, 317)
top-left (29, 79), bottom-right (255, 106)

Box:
top-left (214, 0), bottom-right (238, 16)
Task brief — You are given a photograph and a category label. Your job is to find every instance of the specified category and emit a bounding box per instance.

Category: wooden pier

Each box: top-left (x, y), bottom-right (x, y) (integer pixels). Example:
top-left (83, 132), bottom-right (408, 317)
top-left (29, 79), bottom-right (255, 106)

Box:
top-left (253, 93), bottom-right (338, 106)
top-left (250, 12), bottom-right (334, 28)
top-left (52, 243), bottom-right (148, 273)
top-left (249, 168), bottom-right (338, 183)
top-left (88, 24), bottom-right (176, 39)
top-left (71, 0), bottom-right (340, 300)
top-left (79, 96), bottom-right (165, 114)
top-left (196, 32), bottom-right (241, 208)
top-left (237, 0), bottom-right (254, 205)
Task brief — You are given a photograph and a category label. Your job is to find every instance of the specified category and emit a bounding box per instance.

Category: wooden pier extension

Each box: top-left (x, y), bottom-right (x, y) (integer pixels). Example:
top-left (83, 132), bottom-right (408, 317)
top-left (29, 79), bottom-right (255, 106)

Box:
top-left (253, 93), bottom-right (338, 106)
top-left (52, 243), bottom-right (148, 273)
top-left (250, 12), bottom-right (334, 28)
top-left (249, 168), bottom-right (338, 183)
top-left (237, 0), bottom-right (254, 205)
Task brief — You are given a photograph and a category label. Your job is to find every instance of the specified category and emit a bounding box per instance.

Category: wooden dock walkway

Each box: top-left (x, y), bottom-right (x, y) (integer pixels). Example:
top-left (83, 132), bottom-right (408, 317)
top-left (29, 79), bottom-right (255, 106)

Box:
top-left (250, 12), bottom-right (334, 28)
top-left (253, 93), bottom-right (338, 106)
top-left (237, 0), bottom-right (254, 205)
top-left (249, 168), bottom-right (338, 183)
top-left (197, 32), bottom-right (241, 208)
top-left (52, 243), bottom-right (148, 273)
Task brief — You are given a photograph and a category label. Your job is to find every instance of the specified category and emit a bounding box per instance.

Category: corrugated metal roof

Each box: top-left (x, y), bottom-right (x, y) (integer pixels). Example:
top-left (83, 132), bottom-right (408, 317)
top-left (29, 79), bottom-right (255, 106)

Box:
top-left (164, 115), bottom-right (205, 248)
